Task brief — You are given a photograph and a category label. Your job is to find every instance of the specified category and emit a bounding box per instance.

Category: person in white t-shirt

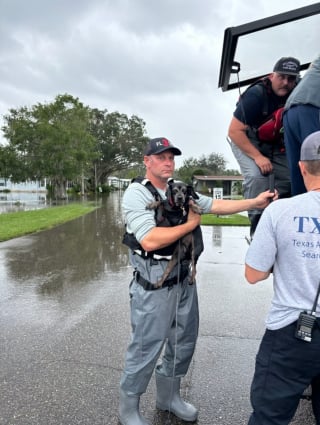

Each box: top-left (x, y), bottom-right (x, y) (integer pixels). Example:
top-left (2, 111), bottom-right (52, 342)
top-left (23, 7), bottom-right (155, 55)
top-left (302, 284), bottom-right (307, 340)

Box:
top-left (245, 130), bottom-right (320, 425)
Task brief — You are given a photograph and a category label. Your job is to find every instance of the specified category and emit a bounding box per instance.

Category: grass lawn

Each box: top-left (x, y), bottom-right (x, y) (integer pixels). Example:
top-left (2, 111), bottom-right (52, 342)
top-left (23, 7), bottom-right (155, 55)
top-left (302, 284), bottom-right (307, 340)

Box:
top-left (0, 203), bottom-right (249, 243)
top-left (201, 213), bottom-right (250, 226)
top-left (0, 203), bottom-right (98, 242)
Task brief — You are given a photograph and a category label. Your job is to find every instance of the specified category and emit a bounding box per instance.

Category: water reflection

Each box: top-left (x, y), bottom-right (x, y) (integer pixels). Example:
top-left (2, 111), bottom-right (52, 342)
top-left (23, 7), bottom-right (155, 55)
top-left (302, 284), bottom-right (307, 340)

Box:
top-left (212, 226), bottom-right (222, 247)
top-left (0, 192), bottom-right (130, 306)
top-left (0, 192), bottom-right (47, 213)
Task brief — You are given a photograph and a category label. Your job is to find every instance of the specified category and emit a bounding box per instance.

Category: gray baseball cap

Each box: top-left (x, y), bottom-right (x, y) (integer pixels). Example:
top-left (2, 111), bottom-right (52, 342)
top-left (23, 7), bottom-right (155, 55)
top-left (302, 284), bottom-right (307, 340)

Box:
top-left (300, 131), bottom-right (320, 161)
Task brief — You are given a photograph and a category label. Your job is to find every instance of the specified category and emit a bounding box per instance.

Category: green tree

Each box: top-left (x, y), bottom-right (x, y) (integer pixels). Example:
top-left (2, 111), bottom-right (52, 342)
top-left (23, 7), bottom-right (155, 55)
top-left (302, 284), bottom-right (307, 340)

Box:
top-left (0, 145), bottom-right (20, 180)
top-left (176, 153), bottom-right (229, 183)
top-left (232, 180), bottom-right (243, 195)
top-left (196, 153), bottom-right (227, 174)
top-left (1, 94), bottom-right (97, 199)
top-left (223, 168), bottom-right (241, 176)
top-left (90, 109), bottom-right (148, 187)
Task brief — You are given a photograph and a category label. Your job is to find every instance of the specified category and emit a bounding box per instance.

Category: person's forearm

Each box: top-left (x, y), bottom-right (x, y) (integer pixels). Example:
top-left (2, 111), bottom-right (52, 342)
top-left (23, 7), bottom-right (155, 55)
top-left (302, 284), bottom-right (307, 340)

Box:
top-left (211, 198), bottom-right (261, 215)
top-left (230, 132), bottom-right (262, 160)
top-left (228, 116), bottom-right (262, 160)
top-left (140, 220), bottom-right (196, 252)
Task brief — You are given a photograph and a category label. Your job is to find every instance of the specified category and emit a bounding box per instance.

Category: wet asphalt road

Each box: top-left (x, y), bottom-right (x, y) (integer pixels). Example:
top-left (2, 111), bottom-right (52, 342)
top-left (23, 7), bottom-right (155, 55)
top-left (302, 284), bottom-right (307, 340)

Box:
top-left (0, 193), bottom-right (315, 424)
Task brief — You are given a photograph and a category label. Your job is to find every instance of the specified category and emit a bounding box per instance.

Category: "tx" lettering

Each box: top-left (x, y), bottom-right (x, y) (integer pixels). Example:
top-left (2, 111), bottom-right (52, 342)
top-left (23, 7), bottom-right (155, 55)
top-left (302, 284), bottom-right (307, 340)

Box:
top-left (294, 216), bottom-right (320, 233)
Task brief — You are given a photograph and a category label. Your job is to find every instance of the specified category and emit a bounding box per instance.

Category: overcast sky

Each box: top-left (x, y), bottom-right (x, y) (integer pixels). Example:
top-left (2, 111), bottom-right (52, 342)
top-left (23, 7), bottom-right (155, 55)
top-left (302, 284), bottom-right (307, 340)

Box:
top-left (0, 0), bottom-right (318, 171)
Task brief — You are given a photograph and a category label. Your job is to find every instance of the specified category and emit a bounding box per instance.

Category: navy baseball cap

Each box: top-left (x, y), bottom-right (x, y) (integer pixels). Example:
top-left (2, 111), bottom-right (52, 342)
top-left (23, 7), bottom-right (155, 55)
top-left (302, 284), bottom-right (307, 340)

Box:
top-left (144, 137), bottom-right (182, 156)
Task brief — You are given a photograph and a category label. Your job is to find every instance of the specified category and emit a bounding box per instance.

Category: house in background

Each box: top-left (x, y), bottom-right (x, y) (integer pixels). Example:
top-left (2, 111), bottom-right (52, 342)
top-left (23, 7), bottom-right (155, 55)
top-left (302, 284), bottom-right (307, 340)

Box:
top-left (192, 175), bottom-right (244, 197)
top-left (0, 178), bottom-right (47, 211)
top-left (0, 178), bottom-right (47, 192)
top-left (107, 176), bottom-right (131, 189)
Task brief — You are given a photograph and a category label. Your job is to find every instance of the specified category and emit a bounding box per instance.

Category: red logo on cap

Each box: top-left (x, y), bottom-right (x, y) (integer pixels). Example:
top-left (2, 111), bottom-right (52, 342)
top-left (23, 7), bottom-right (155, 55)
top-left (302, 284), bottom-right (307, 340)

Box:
top-left (162, 138), bottom-right (170, 147)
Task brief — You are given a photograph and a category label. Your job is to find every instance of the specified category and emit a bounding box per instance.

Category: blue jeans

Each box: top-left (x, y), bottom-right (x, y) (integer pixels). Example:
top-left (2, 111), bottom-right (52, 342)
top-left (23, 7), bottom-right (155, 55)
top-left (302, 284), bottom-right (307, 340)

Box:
top-left (248, 320), bottom-right (320, 425)
top-left (283, 104), bottom-right (320, 195)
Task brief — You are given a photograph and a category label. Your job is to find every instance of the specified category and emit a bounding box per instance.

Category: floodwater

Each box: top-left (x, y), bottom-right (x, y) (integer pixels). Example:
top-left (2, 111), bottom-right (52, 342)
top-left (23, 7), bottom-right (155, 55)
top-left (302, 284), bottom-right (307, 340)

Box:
top-left (0, 192), bottom-right (130, 329)
top-left (0, 191), bottom-right (314, 424)
top-left (0, 192), bottom-right (48, 213)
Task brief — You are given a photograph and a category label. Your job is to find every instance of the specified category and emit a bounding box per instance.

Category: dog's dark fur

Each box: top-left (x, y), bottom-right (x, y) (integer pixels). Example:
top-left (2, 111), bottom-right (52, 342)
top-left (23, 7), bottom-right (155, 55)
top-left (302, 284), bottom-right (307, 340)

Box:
top-left (146, 181), bottom-right (202, 288)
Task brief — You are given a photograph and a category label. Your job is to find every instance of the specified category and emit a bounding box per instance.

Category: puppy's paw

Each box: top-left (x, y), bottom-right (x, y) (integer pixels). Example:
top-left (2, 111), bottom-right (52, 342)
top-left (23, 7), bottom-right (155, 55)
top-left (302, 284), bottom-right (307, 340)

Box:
top-left (146, 201), bottom-right (161, 210)
top-left (190, 202), bottom-right (203, 215)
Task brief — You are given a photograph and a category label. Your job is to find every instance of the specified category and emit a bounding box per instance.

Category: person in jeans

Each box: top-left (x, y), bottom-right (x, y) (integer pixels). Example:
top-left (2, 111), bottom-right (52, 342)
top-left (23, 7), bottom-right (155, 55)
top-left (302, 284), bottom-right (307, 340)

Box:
top-left (228, 56), bottom-right (300, 238)
top-left (244, 131), bottom-right (320, 425)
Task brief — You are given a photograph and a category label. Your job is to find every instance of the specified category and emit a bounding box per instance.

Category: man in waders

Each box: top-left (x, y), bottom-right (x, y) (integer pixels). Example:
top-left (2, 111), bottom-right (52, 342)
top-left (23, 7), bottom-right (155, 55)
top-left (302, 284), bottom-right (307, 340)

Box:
top-left (119, 137), bottom-right (276, 425)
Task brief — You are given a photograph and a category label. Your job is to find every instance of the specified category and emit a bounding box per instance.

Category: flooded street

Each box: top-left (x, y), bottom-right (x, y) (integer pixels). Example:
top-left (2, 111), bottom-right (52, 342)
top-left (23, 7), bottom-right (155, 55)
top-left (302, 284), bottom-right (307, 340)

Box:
top-left (0, 192), bottom-right (314, 424)
top-left (0, 193), bottom-right (130, 332)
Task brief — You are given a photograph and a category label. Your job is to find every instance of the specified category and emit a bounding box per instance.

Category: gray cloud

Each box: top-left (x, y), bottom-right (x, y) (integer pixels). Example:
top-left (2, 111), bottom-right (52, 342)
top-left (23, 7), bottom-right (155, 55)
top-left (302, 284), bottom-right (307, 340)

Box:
top-left (0, 0), bottom-right (317, 170)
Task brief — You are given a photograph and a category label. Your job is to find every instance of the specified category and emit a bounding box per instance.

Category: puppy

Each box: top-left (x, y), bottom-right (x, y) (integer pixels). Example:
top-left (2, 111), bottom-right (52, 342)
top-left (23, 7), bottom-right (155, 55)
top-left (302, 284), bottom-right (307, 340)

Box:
top-left (146, 180), bottom-right (203, 287)
top-left (147, 180), bottom-right (202, 217)
top-left (168, 180), bottom-right (202, 214)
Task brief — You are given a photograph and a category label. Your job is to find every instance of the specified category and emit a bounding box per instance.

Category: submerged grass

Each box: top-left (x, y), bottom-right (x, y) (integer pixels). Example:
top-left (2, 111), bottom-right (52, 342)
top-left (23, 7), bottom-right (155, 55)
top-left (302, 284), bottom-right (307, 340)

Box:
top-left (0, 203), bottom-right (98, 242)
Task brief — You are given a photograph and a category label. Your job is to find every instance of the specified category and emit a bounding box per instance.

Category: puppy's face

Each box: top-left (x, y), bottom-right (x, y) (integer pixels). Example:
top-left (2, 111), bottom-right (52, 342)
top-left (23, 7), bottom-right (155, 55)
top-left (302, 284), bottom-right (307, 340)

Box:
top-left (169, 182), bottom-right (187, 207)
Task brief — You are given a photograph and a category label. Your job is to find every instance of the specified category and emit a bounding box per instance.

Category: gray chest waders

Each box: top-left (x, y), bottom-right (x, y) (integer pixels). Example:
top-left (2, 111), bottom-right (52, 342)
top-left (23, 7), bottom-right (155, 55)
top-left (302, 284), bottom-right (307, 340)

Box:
top-left (155, 241), bottom-right (198, 422)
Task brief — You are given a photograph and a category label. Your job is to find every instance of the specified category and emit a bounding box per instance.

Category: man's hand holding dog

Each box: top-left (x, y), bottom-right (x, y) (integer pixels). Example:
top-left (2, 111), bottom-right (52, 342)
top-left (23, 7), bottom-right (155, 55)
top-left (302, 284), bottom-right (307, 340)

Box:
top-left (187, 200), bottom-right (202, 227)
top-left (140, 204), bottom-right (201, 253)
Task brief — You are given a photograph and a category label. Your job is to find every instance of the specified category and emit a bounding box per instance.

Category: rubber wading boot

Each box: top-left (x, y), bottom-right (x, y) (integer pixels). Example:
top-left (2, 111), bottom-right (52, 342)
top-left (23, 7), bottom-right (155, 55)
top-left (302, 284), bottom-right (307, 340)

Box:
top-left (155, 371), bottom-right (198, 422)
top-left (119, 389), bottom-right (150, 425)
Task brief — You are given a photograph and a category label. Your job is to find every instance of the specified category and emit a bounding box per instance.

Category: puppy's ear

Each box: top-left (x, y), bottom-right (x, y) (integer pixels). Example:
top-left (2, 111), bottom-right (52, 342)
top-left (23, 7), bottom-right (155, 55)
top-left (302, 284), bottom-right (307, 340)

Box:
top-left (165, 183), bottom-right (174, 205)
top-left (187, 185), bottom-right (199, 199)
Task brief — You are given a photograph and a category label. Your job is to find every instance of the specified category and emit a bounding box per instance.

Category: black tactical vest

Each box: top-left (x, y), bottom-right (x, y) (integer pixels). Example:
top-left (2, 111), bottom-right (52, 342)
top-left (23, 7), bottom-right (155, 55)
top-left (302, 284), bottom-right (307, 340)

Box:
top-left (122, 177), bottom-right (204, 262)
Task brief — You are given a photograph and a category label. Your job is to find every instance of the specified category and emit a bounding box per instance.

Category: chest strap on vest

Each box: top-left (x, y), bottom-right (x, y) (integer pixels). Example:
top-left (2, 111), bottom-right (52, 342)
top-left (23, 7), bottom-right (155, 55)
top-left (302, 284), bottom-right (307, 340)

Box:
top-left (133, 249), bottom-right (172, 260)
top-left (133, 267), bottom-right (189, 290)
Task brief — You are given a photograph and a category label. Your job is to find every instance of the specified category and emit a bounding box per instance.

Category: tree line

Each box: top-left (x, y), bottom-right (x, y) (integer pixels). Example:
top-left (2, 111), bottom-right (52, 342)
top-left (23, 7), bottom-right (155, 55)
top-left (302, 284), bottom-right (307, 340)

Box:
top-left (0, 93), bottom-right (239, 199)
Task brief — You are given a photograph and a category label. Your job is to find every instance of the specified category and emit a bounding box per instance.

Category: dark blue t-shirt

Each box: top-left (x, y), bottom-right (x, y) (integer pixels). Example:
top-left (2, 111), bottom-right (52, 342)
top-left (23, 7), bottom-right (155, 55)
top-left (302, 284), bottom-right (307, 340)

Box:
top-left (233, 80), bottom-right (289, 128)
